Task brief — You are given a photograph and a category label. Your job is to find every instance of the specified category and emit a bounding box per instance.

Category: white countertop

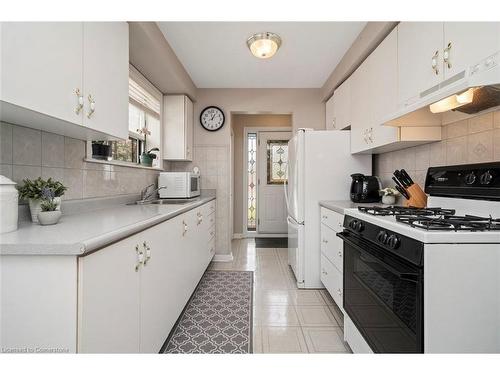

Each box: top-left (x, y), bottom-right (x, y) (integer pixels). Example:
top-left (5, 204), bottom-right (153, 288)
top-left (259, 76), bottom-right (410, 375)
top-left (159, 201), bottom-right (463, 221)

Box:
top-left (319, 200), bottom-right (390, 215)
top-left (0, 195), bottom-right (215, 256)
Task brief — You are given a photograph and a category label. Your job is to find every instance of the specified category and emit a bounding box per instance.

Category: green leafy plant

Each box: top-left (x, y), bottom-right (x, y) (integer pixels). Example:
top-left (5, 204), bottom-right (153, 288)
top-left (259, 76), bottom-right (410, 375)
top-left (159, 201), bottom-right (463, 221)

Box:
top-left (40, 199), bottom-right (58, 212)
top-left (17, 177), bottom-right (67, 200)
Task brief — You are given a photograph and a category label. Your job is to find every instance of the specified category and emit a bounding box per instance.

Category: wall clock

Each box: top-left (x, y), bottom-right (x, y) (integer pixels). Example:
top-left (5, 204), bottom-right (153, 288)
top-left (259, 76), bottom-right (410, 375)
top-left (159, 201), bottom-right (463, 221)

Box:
top-left (200, 106), bottom-right (225, 131)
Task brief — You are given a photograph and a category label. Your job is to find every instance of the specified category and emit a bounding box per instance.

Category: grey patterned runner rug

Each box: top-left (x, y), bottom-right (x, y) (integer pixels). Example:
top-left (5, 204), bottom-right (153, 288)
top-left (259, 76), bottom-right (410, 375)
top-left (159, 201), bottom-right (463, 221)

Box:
top-left (163, 271), bottom-right (254, 354)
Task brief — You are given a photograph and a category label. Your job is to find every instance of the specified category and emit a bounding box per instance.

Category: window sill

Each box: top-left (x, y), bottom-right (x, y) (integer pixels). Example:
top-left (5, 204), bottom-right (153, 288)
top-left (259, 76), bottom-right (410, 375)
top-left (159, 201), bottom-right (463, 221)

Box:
top-left (84, 158), bottom-right (163, 171)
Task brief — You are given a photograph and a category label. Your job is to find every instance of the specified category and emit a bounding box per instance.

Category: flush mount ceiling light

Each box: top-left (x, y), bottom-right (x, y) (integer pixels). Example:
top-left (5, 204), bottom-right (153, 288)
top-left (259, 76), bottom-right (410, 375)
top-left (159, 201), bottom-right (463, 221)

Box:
top-left (246, 32), bottom-right (282, 59)
top-left (429, 88), bottom-right (476, 114)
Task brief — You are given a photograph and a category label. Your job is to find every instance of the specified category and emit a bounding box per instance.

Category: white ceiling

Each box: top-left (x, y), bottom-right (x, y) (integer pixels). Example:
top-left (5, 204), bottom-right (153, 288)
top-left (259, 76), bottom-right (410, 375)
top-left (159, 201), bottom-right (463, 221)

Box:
top-left (157, 22), bottom-right (366, 88)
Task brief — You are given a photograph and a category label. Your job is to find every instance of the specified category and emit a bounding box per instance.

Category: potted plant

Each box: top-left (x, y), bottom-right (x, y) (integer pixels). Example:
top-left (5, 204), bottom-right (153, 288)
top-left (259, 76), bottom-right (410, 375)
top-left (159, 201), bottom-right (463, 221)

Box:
top-left (91, 140), bottom-right (112, 160)
top-left (137, 125), bottom-right (159, 167)
top-left (17, 177), bottom-right (67, 223)
top-left (37, 188), bottom-right (62, 225)
top-left (379, 187), bottom-right (400, 205)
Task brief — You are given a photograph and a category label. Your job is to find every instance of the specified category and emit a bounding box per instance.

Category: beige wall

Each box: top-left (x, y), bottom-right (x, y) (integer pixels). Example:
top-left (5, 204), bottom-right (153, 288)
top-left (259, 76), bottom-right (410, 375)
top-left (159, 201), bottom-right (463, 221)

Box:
top-left (231, 114), bottom-right (292, 235)
top-left (374, 110), bottom-right (500, 204)
top-left (0, 122), bottom-right (159, 201)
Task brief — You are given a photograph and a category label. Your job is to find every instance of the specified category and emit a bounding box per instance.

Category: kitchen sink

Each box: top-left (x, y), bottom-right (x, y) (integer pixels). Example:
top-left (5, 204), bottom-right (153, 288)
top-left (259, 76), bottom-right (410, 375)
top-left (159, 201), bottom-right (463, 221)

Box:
top-left (126, 198), bottom-right (200, 206)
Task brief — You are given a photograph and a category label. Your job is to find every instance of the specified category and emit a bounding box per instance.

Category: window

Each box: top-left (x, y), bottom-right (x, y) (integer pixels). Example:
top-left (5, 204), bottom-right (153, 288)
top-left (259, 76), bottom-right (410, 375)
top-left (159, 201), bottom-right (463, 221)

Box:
top-left (90, 66), bottom-right (162, 167)
top-left (247, 133), bottom-right (257, 231)
top-left (266, 140), bottom-right (288, 184)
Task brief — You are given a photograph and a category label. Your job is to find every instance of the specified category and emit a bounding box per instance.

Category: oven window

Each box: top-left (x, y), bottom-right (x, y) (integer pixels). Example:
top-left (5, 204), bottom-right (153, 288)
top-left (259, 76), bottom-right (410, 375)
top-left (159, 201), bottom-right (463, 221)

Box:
top-left (344, 241), bottom-right (423, 353)
top-left (190, 177), bottom-right (198, 192)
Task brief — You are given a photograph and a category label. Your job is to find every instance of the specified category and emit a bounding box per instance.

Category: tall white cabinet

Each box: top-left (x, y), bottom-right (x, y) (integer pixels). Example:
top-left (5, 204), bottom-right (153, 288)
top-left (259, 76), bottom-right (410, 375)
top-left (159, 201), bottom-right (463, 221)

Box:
top-left (163, 95), bottom-right (194, 161)
top-left (0, 22), bottom-right (129, 140)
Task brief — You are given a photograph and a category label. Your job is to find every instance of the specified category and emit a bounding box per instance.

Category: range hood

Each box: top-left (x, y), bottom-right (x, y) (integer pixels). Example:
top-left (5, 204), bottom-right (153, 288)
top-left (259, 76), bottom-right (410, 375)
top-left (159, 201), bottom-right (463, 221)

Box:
top-left (384, 51), bottom-right (500, 125)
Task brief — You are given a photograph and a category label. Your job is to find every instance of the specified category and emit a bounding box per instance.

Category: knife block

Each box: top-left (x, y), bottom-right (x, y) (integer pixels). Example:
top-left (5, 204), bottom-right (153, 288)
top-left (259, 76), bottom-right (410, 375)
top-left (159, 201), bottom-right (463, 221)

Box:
top-left (404, 183), bottom-right (428, 208)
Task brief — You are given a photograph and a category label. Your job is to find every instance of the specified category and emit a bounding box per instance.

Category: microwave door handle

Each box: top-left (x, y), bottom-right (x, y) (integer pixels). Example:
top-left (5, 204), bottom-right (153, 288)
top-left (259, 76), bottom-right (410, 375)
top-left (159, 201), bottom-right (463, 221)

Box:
top-left (337, 232), bottom-right (419, 283)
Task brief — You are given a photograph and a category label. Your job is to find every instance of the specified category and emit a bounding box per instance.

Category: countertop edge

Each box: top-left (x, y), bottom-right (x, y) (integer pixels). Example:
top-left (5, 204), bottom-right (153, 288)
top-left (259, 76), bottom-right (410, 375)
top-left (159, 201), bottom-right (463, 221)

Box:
top-left (0, 196), bottom-right (216, 256)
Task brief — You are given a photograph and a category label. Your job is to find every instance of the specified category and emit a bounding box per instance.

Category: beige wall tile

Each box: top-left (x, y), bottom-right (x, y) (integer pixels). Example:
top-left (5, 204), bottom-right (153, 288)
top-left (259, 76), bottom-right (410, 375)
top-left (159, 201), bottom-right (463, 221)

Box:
top-left (0, 164), bottom-right (13, 179)
top-left (12, 126), bottom-right (41, 166)
top-left (393, 148), bottom-right (416, 172)
top-left (415, 144), bottom-right (430, 171)
top-left (83, 169), bottom-right (109, 198)
top-left (41, 166), bottom-right (64, 182)
top-left (467, 130), bottom-right (494, 163)
top-left (41, 131), bottom-right (65, 167)
top-left (445, 120), bottom-right (468, 139)
top-left (492, 129), bottom-right (500, 161)
top-left (0, 122), bottom-right (13, 164)
top-left (494, 111), bottom-right (500, 128)
top-left (64, 137), bottom-right (85, 169)
top-left (468, 112), bottom-right (493, 134)
top-left (429, 141), bottom-right (447, 166)
top-left (64, 168), bottom-right (84, 200)
top-left (446, 136), bottom-right (468, 165)
top-left (12, 165), bottom-right (41, 185)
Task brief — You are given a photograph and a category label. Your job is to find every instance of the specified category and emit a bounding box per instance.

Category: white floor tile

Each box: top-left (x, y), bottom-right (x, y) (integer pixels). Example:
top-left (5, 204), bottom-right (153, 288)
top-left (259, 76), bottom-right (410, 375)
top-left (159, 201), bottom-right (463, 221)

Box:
top-left (296, 305), bottom-right (339, 327)
top-left (261, 326), bottom-right (308, 353)
top-left (302, 327), bottom-right (349, 353)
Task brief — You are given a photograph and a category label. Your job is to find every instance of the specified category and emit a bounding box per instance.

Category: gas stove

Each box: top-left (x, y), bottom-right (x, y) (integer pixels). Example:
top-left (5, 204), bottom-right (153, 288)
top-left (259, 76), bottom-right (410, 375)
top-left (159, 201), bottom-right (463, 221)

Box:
top-left (339, 162), bottom-right (500, 354)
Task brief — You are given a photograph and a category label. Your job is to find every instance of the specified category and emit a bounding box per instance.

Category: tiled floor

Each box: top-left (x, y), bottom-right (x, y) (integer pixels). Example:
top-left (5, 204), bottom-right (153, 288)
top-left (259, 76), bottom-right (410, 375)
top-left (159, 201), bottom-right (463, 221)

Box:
top-left (208, 239), bottom-right (350, 354)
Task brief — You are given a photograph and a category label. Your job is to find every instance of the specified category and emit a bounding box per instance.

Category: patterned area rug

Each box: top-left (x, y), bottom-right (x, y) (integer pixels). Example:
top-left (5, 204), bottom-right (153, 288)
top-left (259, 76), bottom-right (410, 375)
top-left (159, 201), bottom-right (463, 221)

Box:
top-left (163, 271), bottom-right (254, 354)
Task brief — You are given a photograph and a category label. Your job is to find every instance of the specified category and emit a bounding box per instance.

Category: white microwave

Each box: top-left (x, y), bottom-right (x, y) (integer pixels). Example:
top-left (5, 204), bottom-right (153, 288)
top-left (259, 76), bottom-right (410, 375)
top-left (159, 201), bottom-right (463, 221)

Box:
top-left (158, 172), bottom-right (200, 199)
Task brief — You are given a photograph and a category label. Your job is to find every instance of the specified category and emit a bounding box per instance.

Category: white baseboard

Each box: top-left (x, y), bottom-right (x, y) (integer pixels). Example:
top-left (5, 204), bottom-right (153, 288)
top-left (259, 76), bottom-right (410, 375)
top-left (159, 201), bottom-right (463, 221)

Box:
top-left (213, 253), bottom-right (234, 262)
top-left (246, 233), bottom-right (288, 238)
top-left (232, 233), bottom-right (244, 239)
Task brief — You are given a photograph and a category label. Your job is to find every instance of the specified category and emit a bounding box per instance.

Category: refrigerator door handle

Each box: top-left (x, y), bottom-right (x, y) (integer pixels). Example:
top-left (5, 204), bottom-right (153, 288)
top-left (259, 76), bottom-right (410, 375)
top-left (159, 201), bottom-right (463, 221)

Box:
top-left (284, 164), bottom-right (290, 216)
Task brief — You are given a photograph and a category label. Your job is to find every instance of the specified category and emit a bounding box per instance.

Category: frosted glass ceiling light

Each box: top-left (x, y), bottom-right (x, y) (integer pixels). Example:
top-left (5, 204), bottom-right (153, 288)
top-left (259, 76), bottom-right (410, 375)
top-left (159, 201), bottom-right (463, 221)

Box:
top-left (247, 32), bottom-right (282, 59)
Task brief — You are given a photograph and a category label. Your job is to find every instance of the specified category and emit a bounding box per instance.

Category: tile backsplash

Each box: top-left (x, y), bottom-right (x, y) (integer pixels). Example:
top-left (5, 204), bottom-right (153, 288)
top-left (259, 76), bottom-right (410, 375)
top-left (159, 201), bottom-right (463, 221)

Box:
top-left (374, 110), bottom-right (500, 199)
top-left (0, 122), bottom-right (159, 201)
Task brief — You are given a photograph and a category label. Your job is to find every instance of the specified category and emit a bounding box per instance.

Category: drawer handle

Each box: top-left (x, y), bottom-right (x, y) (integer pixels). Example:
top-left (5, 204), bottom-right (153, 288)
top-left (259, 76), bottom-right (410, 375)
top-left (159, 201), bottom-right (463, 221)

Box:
top-left (338, 251), bottom-right (342, 258)
top-left (322, 239), bottom-right (328, 244)
top-left (337, 288), bottom-right (342, 296)
top-left (322, 215), bottom-right (328, 219)
top-left (210, 231), bottom-right (214, 236)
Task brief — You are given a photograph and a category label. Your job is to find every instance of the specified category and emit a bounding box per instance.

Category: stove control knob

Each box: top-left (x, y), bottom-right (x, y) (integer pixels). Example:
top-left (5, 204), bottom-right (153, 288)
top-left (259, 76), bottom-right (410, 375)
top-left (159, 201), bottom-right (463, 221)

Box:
top-left (376, 230), bottom-right (388, 244)
top-left (387, 234), bottom-right (401, 249)
top-left (480, 170), bottom-right (494, 185)
top-left (349, 220), bottom-right (364, 232)
top-left (464, 172), bottom-right (476, 185)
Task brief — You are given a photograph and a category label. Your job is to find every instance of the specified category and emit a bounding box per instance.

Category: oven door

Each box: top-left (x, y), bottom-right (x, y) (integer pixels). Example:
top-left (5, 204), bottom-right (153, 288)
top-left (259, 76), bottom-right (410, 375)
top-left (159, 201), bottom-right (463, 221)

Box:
top-left (337, 231), bottom-right (423, 353)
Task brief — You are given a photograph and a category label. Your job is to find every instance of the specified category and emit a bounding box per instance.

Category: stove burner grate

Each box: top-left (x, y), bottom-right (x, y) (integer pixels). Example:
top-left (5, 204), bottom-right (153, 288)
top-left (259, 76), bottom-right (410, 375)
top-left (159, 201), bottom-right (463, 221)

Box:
top-left (395, 214), bottom-right (500, 232)
top-left (358, 206), bottom-right (456, 217)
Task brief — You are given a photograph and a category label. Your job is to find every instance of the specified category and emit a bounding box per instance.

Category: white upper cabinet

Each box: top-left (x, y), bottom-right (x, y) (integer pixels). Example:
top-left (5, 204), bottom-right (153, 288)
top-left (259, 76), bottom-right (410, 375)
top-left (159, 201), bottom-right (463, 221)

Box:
top-left (398, 22), bottom-right (444, 106)
top-left (368, 28), bottom-right (399, 149)
top-left (1, 22), bottom-right (84, 125)
top-left (82, 22), bottom-right (129, 140)
top-left (442, 22), bottom-right (500, 79)
top-left (325, 94), bottom-right (335, 130)
top-left (163, 95), bottom-right (194, 161)
top-left (0, 22), bottom-right (129, 141)
top-left (350, 60), bottom-right (371, 153)
top-left (333, 78), bottom-right (351, 130)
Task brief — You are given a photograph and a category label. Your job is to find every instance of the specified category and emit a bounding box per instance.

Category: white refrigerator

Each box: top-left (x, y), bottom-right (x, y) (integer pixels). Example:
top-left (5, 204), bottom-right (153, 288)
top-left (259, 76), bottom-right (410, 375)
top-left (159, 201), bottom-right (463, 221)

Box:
top-left (286, 129), bottom-right (371, 288)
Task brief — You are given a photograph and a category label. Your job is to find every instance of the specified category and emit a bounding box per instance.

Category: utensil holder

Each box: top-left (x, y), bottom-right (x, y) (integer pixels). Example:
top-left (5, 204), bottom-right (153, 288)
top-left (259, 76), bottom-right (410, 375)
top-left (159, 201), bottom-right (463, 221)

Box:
top-left (404, 183), bottom-right (428, 208)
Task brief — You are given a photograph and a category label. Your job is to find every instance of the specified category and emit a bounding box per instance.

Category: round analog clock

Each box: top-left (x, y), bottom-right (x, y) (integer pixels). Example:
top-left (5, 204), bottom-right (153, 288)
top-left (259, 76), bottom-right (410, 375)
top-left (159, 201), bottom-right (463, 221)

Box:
top-left (200, 106), bottom-right (225, 131)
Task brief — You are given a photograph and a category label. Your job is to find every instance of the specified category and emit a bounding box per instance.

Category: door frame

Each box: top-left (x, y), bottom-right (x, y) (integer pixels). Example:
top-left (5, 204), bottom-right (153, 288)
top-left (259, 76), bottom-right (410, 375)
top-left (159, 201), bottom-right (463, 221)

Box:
top-left (242, 127), bottom-right (292, 238)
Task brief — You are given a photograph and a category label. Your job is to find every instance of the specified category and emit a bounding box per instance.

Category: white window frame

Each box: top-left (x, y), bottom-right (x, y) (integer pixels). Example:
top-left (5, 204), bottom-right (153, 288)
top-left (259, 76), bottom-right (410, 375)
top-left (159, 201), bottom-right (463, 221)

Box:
top-left (86, 65), bottom-right (163, 170)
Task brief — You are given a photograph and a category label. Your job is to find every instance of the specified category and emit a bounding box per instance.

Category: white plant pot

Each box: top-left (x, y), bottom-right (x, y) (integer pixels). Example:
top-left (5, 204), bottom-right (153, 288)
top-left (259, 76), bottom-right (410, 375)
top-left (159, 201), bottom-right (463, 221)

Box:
top-left (29, 197), bottom-right (61, 223)
top-left (37, 210), bottom-right (62, 226)
top-left (382, 195), bottom-right (396, 205)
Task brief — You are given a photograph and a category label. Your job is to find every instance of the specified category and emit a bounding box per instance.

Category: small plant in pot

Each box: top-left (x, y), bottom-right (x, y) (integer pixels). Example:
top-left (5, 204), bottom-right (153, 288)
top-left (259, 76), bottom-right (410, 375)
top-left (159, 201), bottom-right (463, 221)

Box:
top-left (17, 177), bottom-right (67, 223)
top-left (37, 188), bottom-right (62, 226)
top-left (379, 187), bottom-right (400, 205)
top-left (137, 125), bottom-right (159, 167)
top-left (91, 140), bottom-right (112, 160)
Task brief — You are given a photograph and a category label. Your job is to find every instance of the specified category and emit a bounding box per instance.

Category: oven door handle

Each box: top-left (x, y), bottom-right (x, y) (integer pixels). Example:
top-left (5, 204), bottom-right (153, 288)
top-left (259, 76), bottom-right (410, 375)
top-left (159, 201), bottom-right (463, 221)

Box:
top-left (336, 231), bottom-right (420, 283)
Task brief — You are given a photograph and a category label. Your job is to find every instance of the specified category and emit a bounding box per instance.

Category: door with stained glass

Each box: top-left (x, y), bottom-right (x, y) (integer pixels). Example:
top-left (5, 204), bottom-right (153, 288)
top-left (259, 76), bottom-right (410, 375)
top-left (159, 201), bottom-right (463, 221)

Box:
top-left (257, 131), bottom-right (292, 233)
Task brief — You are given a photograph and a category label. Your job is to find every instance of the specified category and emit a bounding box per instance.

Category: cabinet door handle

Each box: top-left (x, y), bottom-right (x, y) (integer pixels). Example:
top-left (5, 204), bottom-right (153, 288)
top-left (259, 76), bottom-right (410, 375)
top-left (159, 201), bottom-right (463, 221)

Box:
top-left (443, 42), bottom-right (452, 69)
top-left (210, 230), bottom-right (215, 236)
top-left (337, 288), bottom-right (342, 296)
top-left (322, 215), bottom-right (328, 219)
top-left (431, 50), bottom-right (440, 75)
top-left (135, 244), bottom-right (144, 272)
top-left (87, 94), bottom-right (95, 118)
top-left (322, 269), bottom-right (328, 276)
top-left (338, 251), bottom-right (342, 258)
top-left (143, 241), bottom-right (151, 266)
top-left (332, 117), bottom-right (336, 129)
top-left (182, 220), bottom-right (188, 236)
top-left (322, 239), bottom-right (328, 244)
top-left (74, 88), bottom-right (83, 114)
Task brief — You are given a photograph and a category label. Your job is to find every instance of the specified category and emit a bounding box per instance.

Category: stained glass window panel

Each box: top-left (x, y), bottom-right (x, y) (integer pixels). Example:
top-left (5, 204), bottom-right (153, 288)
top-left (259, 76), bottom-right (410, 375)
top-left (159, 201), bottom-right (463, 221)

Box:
top-left (267, 140), bottom-right (288, 185)
top-left (247, 133), bottom-right (257, 231)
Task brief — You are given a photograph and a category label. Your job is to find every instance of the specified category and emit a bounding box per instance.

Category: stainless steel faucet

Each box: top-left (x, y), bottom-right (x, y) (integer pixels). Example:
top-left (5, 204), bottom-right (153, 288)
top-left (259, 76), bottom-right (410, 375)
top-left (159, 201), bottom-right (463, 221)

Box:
top-left (140, 184), bottom-right (167, 202)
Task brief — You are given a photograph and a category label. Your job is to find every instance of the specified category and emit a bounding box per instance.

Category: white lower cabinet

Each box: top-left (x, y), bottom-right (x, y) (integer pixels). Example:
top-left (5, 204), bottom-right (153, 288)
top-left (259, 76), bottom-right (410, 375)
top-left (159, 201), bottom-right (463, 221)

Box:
top-left (320, 207), bottom-right (345, 315)
top-left (78, 200), bottom-right (216, 353)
